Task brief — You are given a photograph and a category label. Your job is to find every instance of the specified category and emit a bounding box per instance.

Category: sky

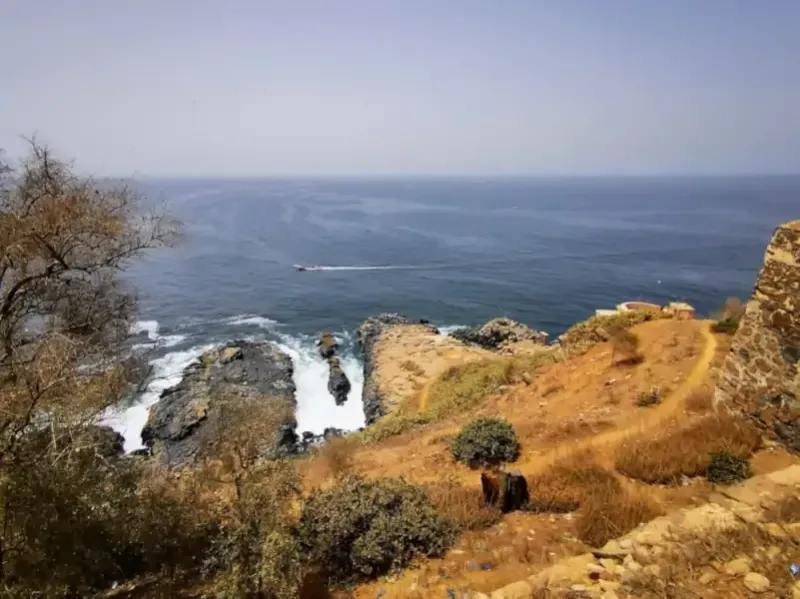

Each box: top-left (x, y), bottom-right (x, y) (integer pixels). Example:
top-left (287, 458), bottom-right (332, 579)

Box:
top-left (1, 1), bottom-right (799, 177)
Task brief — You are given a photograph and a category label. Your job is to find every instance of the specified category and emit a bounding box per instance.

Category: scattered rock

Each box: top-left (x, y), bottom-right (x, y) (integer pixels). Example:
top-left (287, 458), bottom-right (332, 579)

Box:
top-left (724, 557), bottom-right (751, 576)
top-left (743, 572), bottom-right (770, 593)
top-left (142, 341), bottom-right (296, 467)
top-left (699, 571), bottom-right (716, 585)
top-left (85, 425), bottom-right (125, 458)
top-left (593, 539), bottom-right (632, 559)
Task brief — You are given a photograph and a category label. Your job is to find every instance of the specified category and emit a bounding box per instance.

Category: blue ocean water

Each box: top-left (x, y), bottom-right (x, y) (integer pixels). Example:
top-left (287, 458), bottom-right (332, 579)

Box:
top-left (108, 177), bottom-right (800, 449)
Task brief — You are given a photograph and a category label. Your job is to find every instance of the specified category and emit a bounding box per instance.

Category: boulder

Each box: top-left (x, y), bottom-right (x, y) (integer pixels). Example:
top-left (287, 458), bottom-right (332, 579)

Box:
top-left (142, 340), bottom-right (297, 467)
top-left (451, 317), bottom-right (547, 350)
top-left (481, 470), bottom-right (529, 513)
top-left (317, 332), bottom-right (338, 360)
top-left (327, 357), bottom-right (351, 405)
top-left (85, 425), bottom-right (125, 459)
top-left (356, 313), bottom-right (412, 424)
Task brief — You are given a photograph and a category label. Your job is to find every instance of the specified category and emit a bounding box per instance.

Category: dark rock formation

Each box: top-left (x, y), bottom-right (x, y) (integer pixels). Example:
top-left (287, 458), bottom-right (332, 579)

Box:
top-left (327, 357), bottom-right (351, 405)
top-left (86, 425), bottom-right (126, 458)
top-left (317, 332), bottom-right (352, 405)
top-left (318, 332), bottom-right (339, 360)
top-left (451, 317), bottom-right (547, 350)
top-left (356, 313), bottom-right (413, 425)
top-left (298, 427), bottom-right (345, 452)
top-left (715, 220), bottom-right (800, 452)
top-left (480, 470), bottom-right (529, 513)
top-left (142, 340), bottom-right (297, 467)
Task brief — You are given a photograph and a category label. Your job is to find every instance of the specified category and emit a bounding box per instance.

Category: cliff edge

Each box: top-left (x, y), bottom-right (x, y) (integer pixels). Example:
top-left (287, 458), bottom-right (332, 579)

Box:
top-left (715, 220), bottom-right (800, 452)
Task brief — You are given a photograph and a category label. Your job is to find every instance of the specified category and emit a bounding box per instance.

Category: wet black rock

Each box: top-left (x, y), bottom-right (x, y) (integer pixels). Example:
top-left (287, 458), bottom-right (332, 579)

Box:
top-left (142, 340), bottom-right (297, 468)
top-left (327, 357), bottom-right (352, 405)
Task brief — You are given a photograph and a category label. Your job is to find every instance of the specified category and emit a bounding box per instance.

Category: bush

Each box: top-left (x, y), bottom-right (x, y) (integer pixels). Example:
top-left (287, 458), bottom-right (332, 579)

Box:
top-left (706, 451), bottom-right (752, 485)
top-left (615, 413), bottom-right (761, 484)
top-left (526, 457), bottom-right (618, 513)
top-left (636, 388), bottom-right (662, 407)
top-left (298, 477), bottom-right (454, 585)
top-left (561, 311), bottom-right (655, 355)
top-left (451, 417), bottom-right (520, 468)
top-left (610, 328), bottom-right (643, 365)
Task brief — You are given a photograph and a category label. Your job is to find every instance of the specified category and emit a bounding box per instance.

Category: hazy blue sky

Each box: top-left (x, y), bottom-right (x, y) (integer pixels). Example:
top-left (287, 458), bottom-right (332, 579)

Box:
top-left (1, 1), bottom-right (799, 176)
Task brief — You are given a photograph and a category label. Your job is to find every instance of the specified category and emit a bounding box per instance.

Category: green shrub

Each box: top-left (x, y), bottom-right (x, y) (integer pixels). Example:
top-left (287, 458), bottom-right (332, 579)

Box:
top-left (636, 388), bottom-right (662, 407)
top-left (451, 417), bottom-right (520, 468)
top-left (706, 451), bottom-right (752, 484)
top-left (298, 477), bottom-right (454, 585)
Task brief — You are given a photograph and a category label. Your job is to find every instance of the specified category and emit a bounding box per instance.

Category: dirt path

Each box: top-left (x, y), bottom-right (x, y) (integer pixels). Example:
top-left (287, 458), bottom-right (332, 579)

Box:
top-left (521, 322), bottom-right (718, 473)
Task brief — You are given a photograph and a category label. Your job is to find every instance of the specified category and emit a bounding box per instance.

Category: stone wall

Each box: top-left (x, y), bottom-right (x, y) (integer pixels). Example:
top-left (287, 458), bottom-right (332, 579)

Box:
top-left (715, 220), bottom-right (800, 452)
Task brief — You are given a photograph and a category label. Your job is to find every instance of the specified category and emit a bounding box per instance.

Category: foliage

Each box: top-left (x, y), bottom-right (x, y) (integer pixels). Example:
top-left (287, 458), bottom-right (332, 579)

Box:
top-left (615, 413), bottom-right (761, 484)
top-left (706, 451), bottom-right (752, 485)
top-left (610, 328), bottom-right (643, 365)
top-left (298, 476), bottom-right (454, 586)
top-left (711, 297), bottom-right (746, 334)
top-left (0, 143), bottom-right (182, 593)
top-left (636, 388), bottom-right (662, 407)
top-left (526, 456), bottom-right (618, 513)
top-left (451, 417), bottom-right (520, 468)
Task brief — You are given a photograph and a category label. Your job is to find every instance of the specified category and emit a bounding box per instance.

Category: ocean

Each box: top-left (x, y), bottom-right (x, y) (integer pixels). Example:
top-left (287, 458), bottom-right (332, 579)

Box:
top-left (105, 176), bottom-right (800, 450)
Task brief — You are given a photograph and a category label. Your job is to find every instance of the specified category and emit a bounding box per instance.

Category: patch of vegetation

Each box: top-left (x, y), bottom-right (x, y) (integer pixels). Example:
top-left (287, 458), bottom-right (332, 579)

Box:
top-left (314, 435), bottom-right (358, 480)
top-left (451, 417), bottom-right (520, 468)
top-left (298, 477), bottom-right (454, 586)
top-left (636, 387), bottom-right (662, 407)
top-left (362, 353), bottom-right (557, 443)
top-left (615, 413), bottom-right (761, 484)
top-left (706, 451), bottom-right (752, 484)
top-left (684, 386), bottom-right (714, 413)
top-left (711, 297), bottom-right (746, 335)
top-left (610, 328), bottom-right (643, 365)
top-left (426, 478), bottom-right (502, 532)
top-left (561, 310), bottom-right (658, 355)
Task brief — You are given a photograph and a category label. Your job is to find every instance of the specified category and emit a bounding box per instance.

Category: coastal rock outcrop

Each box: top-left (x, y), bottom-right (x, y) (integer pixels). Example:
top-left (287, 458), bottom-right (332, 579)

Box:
top-left (450, 317), bottom-right (548, 351)
top-left (357, 313), bottom-right (492, 424)
top-left (715, 220), bottom-right (800, 452)
top-left (357, 313), bottom-right (414, 424)
top-left (141, 340), bottom-right (297, 467)
top-left (318, 332), bottom-right (352, 405)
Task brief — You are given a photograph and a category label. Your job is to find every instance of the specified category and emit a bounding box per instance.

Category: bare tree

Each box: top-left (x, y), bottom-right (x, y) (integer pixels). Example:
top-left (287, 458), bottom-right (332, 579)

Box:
top-left (0, 141), bottom-right (180, 579)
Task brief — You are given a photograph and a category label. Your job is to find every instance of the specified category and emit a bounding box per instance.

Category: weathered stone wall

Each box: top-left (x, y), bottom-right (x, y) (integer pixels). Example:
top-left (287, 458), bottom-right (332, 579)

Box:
top-left (715, 220), bottom-right (800, 451)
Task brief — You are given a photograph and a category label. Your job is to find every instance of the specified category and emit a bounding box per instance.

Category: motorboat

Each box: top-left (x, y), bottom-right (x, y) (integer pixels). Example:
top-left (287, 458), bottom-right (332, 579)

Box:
top-left (294, 264), bottom-right (323, 272)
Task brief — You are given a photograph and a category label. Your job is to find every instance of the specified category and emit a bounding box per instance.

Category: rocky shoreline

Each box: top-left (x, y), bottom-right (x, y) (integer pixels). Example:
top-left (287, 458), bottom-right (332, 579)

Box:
top-left (135, 313), bottom-right (552, 465)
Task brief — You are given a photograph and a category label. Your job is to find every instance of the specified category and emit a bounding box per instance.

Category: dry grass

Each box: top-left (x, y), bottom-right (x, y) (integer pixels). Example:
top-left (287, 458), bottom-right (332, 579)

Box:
top-left (314, 436), bottom-right (358, 480)
top-left (684, 385), bottom-right (714, 413)
top-left (609, 328), bottom-right (643, 366)
top-left (575, 481), bottom-right (663, 548)
top-left (763, 494), bottom-right (800, 523)
top-left (614, 412), bottom-right (762, 484)
top-left (526, 453), bottom-right (618, 513)
top-left (426, 479), bottom-right (502, 532)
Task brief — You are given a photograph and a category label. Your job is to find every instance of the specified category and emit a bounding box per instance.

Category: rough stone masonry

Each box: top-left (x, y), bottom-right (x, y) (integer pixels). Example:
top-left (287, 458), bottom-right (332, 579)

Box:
top-left (715, 219), bottom-right (800, 452)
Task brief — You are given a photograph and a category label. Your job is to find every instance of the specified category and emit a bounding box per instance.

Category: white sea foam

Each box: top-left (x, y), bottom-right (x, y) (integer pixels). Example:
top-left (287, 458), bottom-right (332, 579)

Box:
top-left (225, 315), bottom-right (278, 329)
top-left (104, 343), bottom-right (215, 452)
top-left (438, 324), bottom-right (466, 336)
top-left (129, 320), bottom-right (160, 340)
top-left (277, 334), bottom-right (365, 434)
